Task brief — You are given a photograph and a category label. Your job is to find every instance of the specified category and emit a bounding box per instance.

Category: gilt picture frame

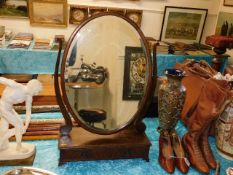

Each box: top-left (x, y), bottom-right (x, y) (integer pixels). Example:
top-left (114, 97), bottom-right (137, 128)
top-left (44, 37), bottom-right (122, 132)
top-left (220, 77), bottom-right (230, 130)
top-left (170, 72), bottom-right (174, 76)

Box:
top-left (160, 6), bottom-right (208, 44)
top-left (224, 0), bottom-right (233, 6)
top-left (0, 0), bottom-right (28, 18)
top-left (123, 46), bottom-right (146, 100)
top-left (29, 0), bottom-right (67, 27)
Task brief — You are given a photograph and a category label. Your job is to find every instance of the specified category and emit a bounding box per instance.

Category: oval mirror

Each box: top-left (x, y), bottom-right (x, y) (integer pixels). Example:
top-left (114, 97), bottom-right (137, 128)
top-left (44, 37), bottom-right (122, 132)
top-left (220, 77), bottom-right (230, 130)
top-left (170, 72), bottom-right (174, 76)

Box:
top-left (60, 13), bottom-right (154, 134)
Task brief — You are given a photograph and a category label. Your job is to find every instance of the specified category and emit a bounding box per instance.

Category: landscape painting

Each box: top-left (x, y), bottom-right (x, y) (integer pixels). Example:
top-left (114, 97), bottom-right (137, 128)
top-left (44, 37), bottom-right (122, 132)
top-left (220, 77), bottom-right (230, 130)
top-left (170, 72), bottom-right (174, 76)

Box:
top-left (0, 0), bottom-right (28, 18)
top-left (160, 6), bottom-right (208, 44)
top-left (215, 11), bottom-right (233, 36)
top-left (29, 0), bottom-right (67, 27)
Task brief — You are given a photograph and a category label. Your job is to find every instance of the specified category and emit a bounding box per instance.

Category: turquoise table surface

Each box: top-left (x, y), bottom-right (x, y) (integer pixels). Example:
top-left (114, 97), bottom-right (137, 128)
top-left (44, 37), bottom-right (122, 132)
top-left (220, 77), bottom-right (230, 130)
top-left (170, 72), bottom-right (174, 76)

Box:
top-left (0, 48), bottom-right (59, 74)
top-left (0, 113), bottom-right (232, 175)
top-left (0, 47), bottom-right (225, 75)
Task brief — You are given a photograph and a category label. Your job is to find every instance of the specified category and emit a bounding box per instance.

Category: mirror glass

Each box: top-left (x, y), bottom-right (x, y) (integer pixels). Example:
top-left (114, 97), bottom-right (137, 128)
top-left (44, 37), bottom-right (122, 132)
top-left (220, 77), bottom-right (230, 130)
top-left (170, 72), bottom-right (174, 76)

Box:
top-left (63, 15), bottom-right (149, 131)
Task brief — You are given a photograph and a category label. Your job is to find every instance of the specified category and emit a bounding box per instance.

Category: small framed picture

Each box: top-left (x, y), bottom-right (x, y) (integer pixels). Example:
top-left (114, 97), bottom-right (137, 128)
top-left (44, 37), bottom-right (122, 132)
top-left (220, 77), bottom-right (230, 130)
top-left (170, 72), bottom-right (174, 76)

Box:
top-left (160, 6), bottom-right (208, 44)
top-left (125, 9), bottom-right (143, 27)
top-left (0, 0), bottom-right (28, 18)
top-left (215, 11), bottom-right (233, 36)
top-left (123, 46), bottom-right (146, 100)
top-left (69, 5), bottom-right (88, 25)
top-left (29, 0), bottom-right (67, 27)
top-left (107, 8), bottom-right (125, 15)
top-left (89, 7), bottom-right (107, 16)
top-left (224, 0), bottom-right (233, 6)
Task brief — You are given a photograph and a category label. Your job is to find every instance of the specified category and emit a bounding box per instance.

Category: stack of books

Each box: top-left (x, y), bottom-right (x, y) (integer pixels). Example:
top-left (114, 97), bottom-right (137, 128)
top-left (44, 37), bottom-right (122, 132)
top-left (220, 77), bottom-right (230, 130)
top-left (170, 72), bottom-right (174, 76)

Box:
top-left (0, 26), bottom-right (5, 48)
top-left (33, 38), bottom-right (53, 50)
top-left (8, 32), bottom-right (33, 49)
top-left (185, 50), bottom-right (209, 56)
top-left (8, 40), bottom-right (31, 49)
top-left (14, 32), bottom-right (33, 41)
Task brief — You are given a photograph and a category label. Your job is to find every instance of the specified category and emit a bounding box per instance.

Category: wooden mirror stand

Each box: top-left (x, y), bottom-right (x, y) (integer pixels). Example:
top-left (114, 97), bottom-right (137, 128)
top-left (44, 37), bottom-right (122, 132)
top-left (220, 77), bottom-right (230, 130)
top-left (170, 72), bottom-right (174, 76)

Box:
top-left (54, 13), bottom-right (157, 165)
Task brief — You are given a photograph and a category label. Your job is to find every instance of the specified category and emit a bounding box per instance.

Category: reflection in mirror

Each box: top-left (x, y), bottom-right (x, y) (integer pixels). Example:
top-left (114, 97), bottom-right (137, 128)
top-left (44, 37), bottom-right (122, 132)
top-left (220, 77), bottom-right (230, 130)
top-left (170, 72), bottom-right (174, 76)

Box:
top-left (64, 15), bottom-right (148, 131)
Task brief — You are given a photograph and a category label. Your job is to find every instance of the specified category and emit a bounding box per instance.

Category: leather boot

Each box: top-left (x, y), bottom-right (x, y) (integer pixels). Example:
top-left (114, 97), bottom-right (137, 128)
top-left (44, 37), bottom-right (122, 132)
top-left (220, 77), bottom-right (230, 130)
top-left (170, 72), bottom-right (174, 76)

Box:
top-left (171, 131), bottom-right (189, 174)
top-left (200, 123), bottom-right (217, 169)
top-left (182, 125), bottom-right (210, 174)
top-left (158, 130), bottom-right (175, 174)
top-left (182, 79), bottom-right (231, 174)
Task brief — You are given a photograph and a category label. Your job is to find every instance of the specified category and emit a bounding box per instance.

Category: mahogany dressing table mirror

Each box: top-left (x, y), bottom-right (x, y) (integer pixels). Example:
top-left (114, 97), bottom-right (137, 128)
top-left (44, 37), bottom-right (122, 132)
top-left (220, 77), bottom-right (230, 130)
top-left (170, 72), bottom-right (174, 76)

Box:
top-left (54, 12), bottom-right (157, 165)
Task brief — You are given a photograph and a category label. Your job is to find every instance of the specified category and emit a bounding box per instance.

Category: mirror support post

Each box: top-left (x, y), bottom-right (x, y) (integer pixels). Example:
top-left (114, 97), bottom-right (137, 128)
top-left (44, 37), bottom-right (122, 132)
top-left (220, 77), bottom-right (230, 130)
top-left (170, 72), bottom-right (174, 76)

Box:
top-left (54, 38), bottom-right (72, 136)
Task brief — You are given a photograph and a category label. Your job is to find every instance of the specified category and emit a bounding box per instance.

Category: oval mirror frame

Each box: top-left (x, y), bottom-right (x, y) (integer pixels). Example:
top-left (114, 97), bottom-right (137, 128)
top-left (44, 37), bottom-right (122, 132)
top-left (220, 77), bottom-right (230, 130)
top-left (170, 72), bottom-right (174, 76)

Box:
top-left (60, 12), bottom-right (155, 135)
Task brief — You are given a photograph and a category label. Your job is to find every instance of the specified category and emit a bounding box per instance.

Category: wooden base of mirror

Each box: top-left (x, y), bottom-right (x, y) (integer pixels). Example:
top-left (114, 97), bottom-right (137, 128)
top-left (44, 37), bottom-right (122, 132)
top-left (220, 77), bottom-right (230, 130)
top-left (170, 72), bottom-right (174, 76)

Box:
top-left (58, 127), bottom-right (151, 165)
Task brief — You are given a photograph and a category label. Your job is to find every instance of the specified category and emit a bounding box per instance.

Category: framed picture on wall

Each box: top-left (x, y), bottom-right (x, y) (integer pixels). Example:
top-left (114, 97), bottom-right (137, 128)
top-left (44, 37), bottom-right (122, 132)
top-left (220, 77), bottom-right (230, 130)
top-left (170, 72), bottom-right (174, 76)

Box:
top-left (89, 7), bottom-right (107, 16)
top-left (215, 11), bottom-right (233, 36)
top-left (107, 8), bottom-right (125, 15)
top-left (69, 5), bottom-right (88, 25)
top-left (29, 0), bottom-right (67, 27)
top-left (224, 0), bottom-right (233, 6)
top-left (125, 9), bottom-right (143, 27)
top-left (0, 0), bottom-right (28, 18)
top-left (160, 6), bottom-right (208, 44)
top-left (123, 46), bottom-right (146, 100)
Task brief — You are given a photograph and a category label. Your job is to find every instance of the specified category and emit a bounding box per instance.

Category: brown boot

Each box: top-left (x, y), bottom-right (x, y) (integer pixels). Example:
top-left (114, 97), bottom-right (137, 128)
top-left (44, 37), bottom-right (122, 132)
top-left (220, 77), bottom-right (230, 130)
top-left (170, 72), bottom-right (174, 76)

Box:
top-left (182, 79), bottom-right (231, 174)
top-left (158, 131), bottom-right (175, 174)
top-left (182, 129), bottom-right (210, 174)
top-left (171, 131), bottom-right (189, 174)
top-left (200, 124), bottom-right (217, 169)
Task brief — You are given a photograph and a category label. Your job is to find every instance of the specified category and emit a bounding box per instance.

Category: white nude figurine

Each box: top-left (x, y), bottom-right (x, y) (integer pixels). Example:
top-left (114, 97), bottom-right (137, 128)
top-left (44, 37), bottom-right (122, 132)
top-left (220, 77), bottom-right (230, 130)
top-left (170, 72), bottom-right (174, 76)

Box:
top-left (0, 77), bottom-right (42, 154)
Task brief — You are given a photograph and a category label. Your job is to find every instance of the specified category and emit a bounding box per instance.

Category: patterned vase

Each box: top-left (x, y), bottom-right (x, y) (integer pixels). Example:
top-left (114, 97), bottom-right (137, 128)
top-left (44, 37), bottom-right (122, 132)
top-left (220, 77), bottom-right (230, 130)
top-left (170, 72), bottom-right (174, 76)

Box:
top-left (158, 69), bottom-right (186, 131)
top-left (216, 101), bottom-right (233, 160)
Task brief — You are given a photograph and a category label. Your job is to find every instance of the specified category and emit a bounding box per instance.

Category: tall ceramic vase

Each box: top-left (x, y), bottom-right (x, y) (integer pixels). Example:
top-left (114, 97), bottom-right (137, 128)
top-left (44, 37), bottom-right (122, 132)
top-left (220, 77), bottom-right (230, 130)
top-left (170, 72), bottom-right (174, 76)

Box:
top-left (158, 69), bottom-right (186, 131)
